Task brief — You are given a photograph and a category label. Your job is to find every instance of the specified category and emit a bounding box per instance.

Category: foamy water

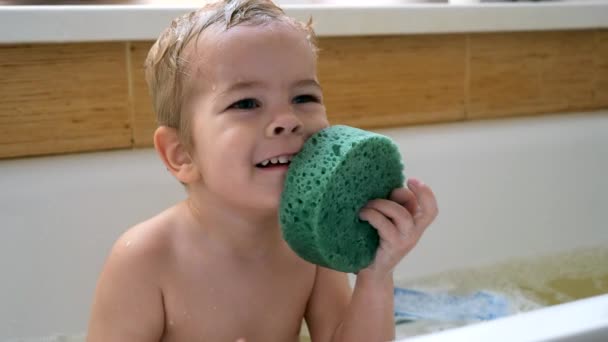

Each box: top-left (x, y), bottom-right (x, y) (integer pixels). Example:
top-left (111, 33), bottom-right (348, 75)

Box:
top-left (395, 245), bottom-right (608, 338)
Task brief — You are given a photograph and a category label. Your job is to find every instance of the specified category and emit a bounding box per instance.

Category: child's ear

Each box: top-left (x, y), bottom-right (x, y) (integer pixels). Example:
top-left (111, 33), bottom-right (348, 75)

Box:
top-left (153, 126), bottom-right (200, 183)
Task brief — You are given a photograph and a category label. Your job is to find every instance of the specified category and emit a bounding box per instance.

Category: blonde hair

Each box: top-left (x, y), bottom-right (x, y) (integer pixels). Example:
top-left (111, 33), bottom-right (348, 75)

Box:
top-left (144, 0), bottom-right (318, 147)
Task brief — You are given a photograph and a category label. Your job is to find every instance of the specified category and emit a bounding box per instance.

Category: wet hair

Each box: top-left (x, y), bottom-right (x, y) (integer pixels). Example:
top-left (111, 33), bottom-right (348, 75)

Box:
top-left (144, 0), bottom-right (318, 147)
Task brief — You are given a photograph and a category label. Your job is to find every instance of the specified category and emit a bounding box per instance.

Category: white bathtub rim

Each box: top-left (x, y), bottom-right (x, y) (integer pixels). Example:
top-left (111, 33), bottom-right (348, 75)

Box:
top-left (398, 293), bottom-right (608, 342)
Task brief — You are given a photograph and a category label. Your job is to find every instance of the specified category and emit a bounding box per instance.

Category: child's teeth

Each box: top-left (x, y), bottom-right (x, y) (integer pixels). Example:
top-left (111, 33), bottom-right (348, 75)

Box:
top-left (259, 155), bottom-right (292, 167)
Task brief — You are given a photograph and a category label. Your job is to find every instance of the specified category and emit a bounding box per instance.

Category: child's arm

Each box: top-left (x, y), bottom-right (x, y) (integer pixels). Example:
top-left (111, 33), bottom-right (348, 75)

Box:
top-left (306, 178), bottom-right (438, 342)
top-left (87, 229), bottom-right (166, 342)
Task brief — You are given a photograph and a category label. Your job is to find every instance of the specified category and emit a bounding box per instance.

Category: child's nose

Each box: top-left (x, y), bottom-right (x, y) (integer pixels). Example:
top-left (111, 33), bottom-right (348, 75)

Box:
top-left (266, 112), bottom-right (302, 137)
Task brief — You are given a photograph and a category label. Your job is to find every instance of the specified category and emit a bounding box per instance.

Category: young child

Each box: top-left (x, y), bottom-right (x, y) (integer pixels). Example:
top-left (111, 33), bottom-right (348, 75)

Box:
top-left (87, 1), bottom-right (438, 341)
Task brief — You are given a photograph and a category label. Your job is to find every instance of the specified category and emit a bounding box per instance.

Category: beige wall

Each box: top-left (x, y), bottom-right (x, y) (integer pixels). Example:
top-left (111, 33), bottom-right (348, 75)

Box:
top-left (1, 29), bottom-right (607, 159)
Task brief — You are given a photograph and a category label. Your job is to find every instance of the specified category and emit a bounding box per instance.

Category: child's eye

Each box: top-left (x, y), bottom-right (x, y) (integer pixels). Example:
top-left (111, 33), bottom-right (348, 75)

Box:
top-left (292, 94), bottom-right (320, 104)
top-left (228, 98), bottom-right (260, 110)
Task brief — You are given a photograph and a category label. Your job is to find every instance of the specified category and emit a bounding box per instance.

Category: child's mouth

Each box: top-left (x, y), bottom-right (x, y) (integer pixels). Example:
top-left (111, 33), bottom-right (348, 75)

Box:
top-left (256, 162), bottom-right (290, 169)
top-left (255, 155), bottom-right (293, 169)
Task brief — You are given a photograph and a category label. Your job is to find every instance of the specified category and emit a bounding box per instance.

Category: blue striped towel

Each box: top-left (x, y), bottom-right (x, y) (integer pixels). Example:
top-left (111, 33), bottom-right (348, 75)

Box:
top-left (394, 287), bottom-right (511, 323)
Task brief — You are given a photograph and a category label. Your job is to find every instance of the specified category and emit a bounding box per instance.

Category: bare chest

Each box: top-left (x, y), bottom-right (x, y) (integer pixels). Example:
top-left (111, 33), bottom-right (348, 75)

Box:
top-left (161, 249), bottom-right (316, 342)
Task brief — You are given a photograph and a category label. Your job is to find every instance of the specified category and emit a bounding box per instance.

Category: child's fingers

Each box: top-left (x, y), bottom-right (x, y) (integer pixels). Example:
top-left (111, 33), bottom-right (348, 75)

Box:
top-left (389, 187), bottom-right (420, 217)
top-left (359, 207), bottom-right (401, 244)
top-left (363, 199), bottom-right (414, 239)
top-left (407, 178), bottom-right (439, 228)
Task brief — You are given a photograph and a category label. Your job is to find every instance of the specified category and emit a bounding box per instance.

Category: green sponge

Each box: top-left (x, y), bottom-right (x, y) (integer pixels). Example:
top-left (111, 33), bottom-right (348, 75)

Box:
top-left (279, 125), bottom-right (405, 273)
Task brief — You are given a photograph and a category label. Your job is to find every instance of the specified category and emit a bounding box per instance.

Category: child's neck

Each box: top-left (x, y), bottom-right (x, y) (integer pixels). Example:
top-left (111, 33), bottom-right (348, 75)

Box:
top-left (184, 194), bottom-right (283, 261)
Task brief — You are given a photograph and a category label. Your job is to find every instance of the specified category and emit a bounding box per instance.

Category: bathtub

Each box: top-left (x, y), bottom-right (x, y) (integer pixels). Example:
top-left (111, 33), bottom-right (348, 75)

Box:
top-left (1, 110), bottom-right (607, 341)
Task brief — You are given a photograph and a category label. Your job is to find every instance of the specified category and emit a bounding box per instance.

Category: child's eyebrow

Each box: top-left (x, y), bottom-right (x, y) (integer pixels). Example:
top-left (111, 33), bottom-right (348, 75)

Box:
top-left (217, 79), bottom-right (322, 98)
top-left (213, 81), bottom-right (262, 101)
top-left (293, 79), bottom-right (322, 91)
top-left (221, 81), bottom-right (263, 95)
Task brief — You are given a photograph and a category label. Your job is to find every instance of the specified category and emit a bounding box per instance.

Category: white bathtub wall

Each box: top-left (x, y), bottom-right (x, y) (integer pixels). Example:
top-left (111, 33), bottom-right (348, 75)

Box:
top-left (384, 111), bottom-right (608, 281)
top-left (1, 111), bottom-right (607, 339)
top-left (0, 150), bottom-right (186, 339)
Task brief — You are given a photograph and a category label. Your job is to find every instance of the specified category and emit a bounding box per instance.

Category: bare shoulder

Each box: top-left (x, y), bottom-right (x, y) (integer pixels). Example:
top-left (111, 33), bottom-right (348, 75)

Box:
top-left (113, 207), bottom-right (177, 266)
top-left (87, 205), bottom-right (183, 342)
top-left (99, 206), bottom-right (179, 284)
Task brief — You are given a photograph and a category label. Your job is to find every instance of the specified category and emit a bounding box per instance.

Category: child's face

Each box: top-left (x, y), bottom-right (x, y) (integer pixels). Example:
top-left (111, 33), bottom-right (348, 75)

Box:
top-left (184, 21), bottom-right (329, 212)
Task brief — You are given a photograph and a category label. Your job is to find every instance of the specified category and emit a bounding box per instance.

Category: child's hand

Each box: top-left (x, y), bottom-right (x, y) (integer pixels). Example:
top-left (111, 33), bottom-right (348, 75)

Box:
top-left (358, 177), bottom-right (438, 281)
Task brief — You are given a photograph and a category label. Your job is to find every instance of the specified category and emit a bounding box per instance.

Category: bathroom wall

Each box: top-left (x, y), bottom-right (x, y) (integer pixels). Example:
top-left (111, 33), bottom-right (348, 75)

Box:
top-left (1, 29), bottom-right (607, 159)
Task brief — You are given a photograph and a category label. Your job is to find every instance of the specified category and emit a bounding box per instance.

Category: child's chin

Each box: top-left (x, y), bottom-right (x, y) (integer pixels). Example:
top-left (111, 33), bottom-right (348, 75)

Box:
top-left (267, 196), bottom-right (286, 212)
top-left (257, 196), bottom-right (281, 211)
top-left (239, 184), bottom-right (285, 212)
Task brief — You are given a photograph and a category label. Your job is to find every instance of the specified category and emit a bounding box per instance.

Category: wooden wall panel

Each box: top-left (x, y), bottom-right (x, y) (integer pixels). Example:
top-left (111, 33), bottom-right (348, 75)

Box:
top-left (317, 35), bottom-right (466, 128)
top-left (596, 30), bottom-right (608, 107)
top-left (0, 43), bottom-right (131, 158)
top-left (1, 29), bottom-right (606, 159)
top-left (130, 42), bottom-right (156, 147)
top-left (468, 30), bottom-right (598, 119)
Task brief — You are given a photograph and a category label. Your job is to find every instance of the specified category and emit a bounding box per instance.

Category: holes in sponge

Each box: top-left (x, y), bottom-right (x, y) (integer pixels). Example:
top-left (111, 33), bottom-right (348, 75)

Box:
top-left (332, 144), bottom-right (341, 156)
